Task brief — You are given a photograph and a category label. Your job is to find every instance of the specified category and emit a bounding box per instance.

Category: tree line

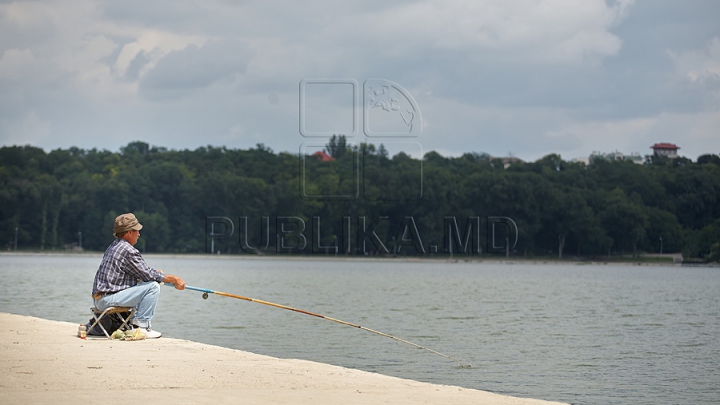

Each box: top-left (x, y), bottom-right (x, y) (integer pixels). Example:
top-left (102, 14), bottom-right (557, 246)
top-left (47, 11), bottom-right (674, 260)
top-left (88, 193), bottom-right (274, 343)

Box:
top-left (1, 140), bottom-right (719, 261)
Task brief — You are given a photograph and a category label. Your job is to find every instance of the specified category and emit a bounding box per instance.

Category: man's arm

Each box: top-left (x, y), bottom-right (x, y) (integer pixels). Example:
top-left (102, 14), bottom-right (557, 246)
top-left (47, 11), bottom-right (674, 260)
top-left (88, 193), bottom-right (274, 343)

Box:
top-left (123, 247), bottom-right (166, 284)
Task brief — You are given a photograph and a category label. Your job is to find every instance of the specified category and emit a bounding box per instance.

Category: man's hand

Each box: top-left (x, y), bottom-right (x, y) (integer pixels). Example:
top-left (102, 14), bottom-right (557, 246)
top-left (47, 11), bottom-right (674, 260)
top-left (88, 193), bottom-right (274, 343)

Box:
top-left (173, 276), bottom-right (186, 290)
top-left (162, 275), bottom-right (186, 290)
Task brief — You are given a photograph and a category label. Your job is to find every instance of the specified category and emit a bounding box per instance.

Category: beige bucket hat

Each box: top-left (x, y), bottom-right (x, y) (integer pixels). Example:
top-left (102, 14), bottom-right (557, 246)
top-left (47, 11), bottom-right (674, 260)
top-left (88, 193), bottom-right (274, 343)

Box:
top-left (114, 213), bottom-right (143, 236)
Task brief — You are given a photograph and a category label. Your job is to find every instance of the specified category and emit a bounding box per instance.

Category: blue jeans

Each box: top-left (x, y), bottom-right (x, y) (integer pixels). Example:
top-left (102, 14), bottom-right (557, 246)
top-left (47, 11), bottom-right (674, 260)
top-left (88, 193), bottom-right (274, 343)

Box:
top-left (94, 281), bottom-right (160, 328)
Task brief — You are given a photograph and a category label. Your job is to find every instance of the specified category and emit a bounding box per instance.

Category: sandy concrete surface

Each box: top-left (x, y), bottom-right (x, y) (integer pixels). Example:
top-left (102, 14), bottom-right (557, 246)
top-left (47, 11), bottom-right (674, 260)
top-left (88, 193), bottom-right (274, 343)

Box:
top-left (1, 313), bottom-right (567, 405)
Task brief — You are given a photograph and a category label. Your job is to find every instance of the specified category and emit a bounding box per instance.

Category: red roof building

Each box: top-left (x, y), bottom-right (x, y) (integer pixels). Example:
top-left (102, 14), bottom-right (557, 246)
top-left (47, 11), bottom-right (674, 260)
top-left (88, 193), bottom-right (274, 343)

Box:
top-left (650, 143), bottom-right (680, 158)
top-left (312, 151), bottom-right (335, 162)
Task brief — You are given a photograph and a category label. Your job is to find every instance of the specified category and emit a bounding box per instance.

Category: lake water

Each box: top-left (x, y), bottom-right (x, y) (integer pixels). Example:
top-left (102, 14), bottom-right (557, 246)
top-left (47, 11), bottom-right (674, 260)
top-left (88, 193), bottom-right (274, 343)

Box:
top-left (1, 254), bottom-right (718, 405)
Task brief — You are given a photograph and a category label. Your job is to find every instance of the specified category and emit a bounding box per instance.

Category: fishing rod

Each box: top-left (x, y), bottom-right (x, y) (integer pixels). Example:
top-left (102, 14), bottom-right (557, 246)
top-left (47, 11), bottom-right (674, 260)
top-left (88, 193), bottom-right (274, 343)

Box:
top-left (165, 283), bottom-right (470, 367)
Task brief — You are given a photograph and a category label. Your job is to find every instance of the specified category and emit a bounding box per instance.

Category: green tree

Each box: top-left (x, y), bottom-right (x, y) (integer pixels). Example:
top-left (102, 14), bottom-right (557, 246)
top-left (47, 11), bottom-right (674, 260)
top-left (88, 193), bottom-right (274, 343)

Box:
top-left (324, 135), bottom-right (348, 159)
top-left (598, 188), bottom-right (649, 256)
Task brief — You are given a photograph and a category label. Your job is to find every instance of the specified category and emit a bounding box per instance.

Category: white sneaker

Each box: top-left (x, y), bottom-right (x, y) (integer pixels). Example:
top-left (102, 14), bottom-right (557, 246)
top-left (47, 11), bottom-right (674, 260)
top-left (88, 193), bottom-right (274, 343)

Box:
top-left (129, 324), bottom-right (162, 339)
top-left (139, 327), bottom-right (162, 339)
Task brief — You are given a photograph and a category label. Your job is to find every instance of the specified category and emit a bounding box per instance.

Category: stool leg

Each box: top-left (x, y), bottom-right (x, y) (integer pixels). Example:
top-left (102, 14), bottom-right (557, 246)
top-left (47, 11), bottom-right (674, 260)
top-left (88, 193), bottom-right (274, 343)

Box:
top-left (89, 308), bottom-right (114, 339)
top-left (116, 308), bottom-right (136, 331)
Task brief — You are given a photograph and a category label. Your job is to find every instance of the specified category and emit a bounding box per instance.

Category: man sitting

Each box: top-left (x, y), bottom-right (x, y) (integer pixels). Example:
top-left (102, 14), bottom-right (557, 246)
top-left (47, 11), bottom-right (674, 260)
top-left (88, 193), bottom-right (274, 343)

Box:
top-left (91, 213), bottom-right (185, 338)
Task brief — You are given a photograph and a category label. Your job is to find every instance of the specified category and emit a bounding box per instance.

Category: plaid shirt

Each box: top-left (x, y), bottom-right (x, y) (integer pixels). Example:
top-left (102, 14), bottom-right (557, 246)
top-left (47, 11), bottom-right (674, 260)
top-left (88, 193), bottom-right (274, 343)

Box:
top-left (92, 238), bottom-right (164, 294)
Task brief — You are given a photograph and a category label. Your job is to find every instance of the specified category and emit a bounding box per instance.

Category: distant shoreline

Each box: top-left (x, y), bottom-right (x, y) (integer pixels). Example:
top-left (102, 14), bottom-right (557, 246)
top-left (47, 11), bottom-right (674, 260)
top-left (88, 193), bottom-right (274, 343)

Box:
top-left (0, 250), bottom-right (704, 267)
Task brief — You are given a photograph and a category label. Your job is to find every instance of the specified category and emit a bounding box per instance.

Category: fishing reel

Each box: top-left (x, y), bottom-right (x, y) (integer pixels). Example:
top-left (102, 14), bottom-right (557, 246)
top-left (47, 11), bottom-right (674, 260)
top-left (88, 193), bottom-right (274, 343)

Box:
top-left (202, 292), bottom-right (209, 300)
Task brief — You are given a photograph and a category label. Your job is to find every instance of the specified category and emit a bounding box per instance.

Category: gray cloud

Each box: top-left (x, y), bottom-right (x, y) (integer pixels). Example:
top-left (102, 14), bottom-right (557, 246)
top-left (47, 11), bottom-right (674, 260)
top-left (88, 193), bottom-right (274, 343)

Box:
top-left (139, 40), bottom-right (250, 98)
top-left (0, 0), bottom-right (718, 161)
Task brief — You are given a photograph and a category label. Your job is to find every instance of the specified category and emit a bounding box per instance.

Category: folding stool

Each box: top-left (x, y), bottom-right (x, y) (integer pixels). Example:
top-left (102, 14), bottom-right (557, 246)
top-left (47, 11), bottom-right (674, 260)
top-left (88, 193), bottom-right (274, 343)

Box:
top-left (88, 306), bottom-right (136, 339)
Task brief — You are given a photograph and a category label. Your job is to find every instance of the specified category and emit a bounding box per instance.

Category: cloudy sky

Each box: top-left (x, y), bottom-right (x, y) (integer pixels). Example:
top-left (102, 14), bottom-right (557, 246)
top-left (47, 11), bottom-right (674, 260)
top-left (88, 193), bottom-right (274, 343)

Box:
top-left (1, 0), bottom-right (718, 162)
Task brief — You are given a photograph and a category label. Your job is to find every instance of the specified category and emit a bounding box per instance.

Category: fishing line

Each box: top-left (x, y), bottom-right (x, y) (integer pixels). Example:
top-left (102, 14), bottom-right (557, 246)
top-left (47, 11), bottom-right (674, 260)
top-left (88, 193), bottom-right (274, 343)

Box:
top-left (165, 283), bottom-right (470, 367)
